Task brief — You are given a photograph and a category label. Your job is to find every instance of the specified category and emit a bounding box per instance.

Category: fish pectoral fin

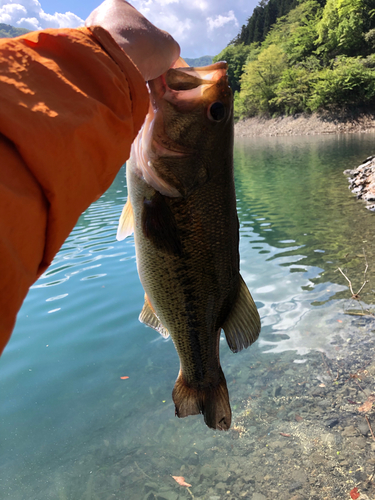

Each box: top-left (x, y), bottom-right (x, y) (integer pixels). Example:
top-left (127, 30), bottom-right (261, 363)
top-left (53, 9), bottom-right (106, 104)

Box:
top-left (139, 294), bottom-right (170, 339)
top-left (116, 198), bottom-right (134, 241)
top-left (222, 274), bottom-right (261, 353)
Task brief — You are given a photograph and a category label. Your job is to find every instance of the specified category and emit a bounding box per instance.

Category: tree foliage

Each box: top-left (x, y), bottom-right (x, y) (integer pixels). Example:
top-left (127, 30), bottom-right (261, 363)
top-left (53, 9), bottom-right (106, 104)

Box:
top-left (218, 0), bottom-right (375, 118)
top-left (232, 0), bottom-right (301, 46)
top-left (213, 44), bottom-right (254, 92)
top-left (236, 45), bottom-right (288, 117)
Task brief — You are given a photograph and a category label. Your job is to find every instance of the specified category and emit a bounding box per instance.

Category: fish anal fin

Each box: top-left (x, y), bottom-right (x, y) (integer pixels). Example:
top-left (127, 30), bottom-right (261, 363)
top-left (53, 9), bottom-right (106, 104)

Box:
top-left (222, 275), bottom-right (261, 353)
top-left (139, 294), bottom-right (170, 339)
top-left (172, 368), bottom-right (231, 431)
top-left (116, 198), bottom-right (134, 241)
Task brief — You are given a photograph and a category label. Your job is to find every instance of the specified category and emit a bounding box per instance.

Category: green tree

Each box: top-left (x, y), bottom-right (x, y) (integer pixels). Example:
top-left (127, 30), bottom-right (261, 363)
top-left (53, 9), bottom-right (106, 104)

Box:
top-left (213, 44), bottom-right (255, 92)
top-left (263, 0), bottom-right (323, 63)
top-left (272, 67), bottom-right (317, 114)
top-left (316, 0), bottom-right (370, 57)
top-left (236, 44), bottom-right (288, 117)
top-left (308, 56), bottom-right (375, 109)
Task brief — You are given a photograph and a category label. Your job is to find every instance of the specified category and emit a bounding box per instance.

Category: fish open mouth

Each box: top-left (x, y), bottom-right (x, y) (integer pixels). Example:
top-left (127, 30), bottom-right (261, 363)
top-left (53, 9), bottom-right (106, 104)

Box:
top-left (150, 58), bottom-right (228, 107)
top-left (131, 59), bottom-right (229, 197)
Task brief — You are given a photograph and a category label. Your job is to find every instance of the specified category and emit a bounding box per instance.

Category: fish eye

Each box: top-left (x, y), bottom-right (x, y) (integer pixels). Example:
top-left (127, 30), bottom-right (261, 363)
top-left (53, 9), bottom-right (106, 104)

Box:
top-left (208, 101), bottom-right (225, 122)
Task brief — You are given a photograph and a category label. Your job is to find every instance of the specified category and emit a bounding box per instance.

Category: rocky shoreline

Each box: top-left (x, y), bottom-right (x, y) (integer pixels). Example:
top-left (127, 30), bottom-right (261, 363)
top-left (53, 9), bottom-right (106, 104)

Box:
top-left (235, 111), bottom-right (375, 137)
top-left (344, 156), bottom-right (375, 211)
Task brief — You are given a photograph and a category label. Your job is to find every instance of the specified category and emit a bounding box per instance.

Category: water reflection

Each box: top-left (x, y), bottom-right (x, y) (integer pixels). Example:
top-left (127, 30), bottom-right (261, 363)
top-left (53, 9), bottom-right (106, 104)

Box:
top-left (235, 133), bottom-right (375, 359)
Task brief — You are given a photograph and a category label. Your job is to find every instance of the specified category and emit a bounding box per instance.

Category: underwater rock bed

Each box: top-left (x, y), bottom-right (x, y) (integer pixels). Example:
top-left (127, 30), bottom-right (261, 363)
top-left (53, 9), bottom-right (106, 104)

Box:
top-left (43, 310), bottom-right (375, 500)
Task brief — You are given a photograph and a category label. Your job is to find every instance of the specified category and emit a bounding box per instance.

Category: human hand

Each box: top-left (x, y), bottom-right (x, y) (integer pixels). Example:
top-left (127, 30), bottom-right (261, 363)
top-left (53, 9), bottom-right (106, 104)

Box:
top-left (85, 0), bottom-right (180, 81)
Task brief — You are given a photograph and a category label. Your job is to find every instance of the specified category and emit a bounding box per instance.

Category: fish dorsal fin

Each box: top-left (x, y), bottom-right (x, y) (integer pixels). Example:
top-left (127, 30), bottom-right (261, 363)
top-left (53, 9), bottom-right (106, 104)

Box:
top-left (116, 198), bottom-right (134, 241)
top-left (139, 294), bottom-right (170, 339)
top-left (222, 275), bottom-right (261, 353)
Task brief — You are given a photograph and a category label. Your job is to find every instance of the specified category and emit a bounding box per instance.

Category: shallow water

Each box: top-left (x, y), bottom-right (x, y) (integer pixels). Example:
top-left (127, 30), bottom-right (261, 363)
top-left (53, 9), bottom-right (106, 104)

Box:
top-left (2, 133), bottom-right (375, 500)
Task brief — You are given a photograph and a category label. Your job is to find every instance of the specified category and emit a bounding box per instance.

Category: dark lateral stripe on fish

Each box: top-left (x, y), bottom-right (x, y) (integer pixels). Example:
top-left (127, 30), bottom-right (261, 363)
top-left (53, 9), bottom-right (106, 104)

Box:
top-left (141, 193), bottom-right (182, 256)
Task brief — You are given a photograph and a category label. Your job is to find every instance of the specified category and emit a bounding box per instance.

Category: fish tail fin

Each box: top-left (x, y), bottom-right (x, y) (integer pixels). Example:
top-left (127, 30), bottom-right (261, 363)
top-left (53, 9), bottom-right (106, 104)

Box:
top-left (172, 369), bottom-right (231, 431)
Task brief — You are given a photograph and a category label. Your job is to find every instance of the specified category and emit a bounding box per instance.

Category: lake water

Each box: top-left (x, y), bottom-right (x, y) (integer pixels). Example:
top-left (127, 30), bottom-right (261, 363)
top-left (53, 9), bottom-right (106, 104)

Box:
top-left (2, 133), bottom-right (375, 500)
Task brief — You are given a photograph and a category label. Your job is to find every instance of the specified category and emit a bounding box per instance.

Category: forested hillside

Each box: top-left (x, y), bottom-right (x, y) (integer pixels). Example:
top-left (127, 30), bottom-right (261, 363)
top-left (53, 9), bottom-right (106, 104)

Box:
top-left (232, 0), bottom-right (302, 45)
top-left (0, 23), bottom-right (30, 38)
top-left (214, 0), bottom-right (375, 119)
top-left (184, 55), bottom-right (213, 67)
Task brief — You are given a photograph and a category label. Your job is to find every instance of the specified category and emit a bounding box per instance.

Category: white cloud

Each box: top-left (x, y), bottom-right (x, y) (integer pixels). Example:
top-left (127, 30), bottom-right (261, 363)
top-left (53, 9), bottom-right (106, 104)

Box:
top-left (207, 10), bottom-right (238, 32)
top-left (157, 0), bottom-right (179, 6)
top-left (186, 0), bottom-right (209, 11)
top-left (0, 0), bottom-right (259, 58)
top-left (149, 12), bottom-right (193, 41)
top-left (0, 0), bottom-right (83, 30)
top-left (0, 3), bottom-right (26, 24)
top-left (131, 0), bottom-right (248, 57)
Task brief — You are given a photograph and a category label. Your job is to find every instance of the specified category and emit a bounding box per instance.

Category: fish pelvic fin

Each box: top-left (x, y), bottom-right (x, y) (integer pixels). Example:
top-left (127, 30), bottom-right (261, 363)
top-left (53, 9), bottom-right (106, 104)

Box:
top-left (223, 274), bottom-right (261, 353)
top-left (172, 368), bottom-right (231, 431)
top-left (116, 198), bottom-right (134, 241)
top-left (139, 294), bottom-right (170, 339)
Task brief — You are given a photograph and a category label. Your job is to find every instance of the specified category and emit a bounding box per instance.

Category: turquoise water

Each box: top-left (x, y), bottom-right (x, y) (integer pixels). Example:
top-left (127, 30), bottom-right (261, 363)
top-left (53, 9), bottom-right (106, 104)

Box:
top-left (1, 133), bottom-right (375, 499)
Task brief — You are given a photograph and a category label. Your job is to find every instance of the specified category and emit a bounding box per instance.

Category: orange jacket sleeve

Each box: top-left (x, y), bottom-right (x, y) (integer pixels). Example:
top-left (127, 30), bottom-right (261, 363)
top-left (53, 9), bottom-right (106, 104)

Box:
top-left (0, 26), bottom-right (149, 354)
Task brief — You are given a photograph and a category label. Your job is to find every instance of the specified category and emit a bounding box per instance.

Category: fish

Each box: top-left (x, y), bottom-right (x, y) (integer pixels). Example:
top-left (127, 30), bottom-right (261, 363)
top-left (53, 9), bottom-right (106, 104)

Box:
top-left (117, 59), bottom-right (261, 430)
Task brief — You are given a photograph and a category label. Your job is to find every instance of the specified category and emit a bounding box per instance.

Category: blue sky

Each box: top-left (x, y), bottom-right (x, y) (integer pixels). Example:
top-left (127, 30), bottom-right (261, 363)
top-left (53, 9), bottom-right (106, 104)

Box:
top-left (0, 0), bottom-right (259, 57)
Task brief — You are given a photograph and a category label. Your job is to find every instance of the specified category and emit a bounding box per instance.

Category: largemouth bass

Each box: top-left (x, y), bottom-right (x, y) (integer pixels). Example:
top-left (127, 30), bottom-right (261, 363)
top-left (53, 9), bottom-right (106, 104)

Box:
top-left (117, 60), bottom-right (261, 430)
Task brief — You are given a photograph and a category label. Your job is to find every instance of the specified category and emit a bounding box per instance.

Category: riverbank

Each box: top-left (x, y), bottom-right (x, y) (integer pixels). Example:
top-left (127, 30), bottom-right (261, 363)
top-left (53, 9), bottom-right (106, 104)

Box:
top-left (235, 111), bottom-right (375, 137)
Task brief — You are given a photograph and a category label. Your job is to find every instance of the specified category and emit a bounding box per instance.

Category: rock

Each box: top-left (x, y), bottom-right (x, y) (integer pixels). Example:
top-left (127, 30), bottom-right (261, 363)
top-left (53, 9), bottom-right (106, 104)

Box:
top-left (341, 425), bottom-right (357, 437)
top-left (156, 492), bottom-right (179, 500)
top-left (283, 448), bottom-right (296, 456)
top-left (351, 436), bottom-right (367, 448)
top-left (247, 426), bottom-right (258, 434)
top-left (243, 476), bottom-right (256, 485)
top-left (291, 470), bottom-right (307, 483)
top-left (255, 471), bottom-right (265, 482)
top-left (252, 493), bottom-right (267, 500)
top-left (120, 465), bottom-right (134, 477)
top-left (356, 494), bottom-right (370, 500)
top-left (310, 451), bottom-right (326, 465)
top-left (357, 421), bottom-right (370, 436)
top-left (144, 493), bottom-right (156, 500)
top-left (187, 453), bottom-right (199, 465)
top-left (289, 482), bottom-right (303, 493)
top-left (311, 386), bottom-right (325, 396)
top-left (344, 156), bottom-right (375, 207)
top-left (269, 440), bottom-right (284, 449)
top-left (355, 470), bottom-right (368, 482)
top-left (273, 386), bottom-right (282, 397)
top-left (144, 482), bottom-right (158, 493)
top-left (325, 417), bottom-right (339, 428)
top-left (215, 482), bottom-right (226, 491)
